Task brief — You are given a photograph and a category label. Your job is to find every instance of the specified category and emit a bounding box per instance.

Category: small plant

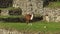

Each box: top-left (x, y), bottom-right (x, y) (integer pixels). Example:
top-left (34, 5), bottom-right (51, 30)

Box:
top-left (48, 2), bottom-right (60, 8)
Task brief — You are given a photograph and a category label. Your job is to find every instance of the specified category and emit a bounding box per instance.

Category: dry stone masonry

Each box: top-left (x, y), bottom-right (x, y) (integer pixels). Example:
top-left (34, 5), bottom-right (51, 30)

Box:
top-left (44, 8), bottom-right (60, 22)
top-left (0, 0), bottom-right (60, 22)
top-left (0, 29), bottom-right (60, 34)
top-left (1, 9), bottom-right (9, 16)
top-left (0, 29), bottom-right (42, 34)
top-left (13, 0), bottom-right (43, 15)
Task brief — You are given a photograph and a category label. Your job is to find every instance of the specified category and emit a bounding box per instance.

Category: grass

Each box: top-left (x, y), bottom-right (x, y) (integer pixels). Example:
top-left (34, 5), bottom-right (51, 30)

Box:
top-left (0, 21), bottom-right (60, 32)
top-left (0, 7), bottom-right (14, 10)
top-left (47, 2), bottom-right (60, 8)
top-left (0, 15), bottom-right (23, 18)
top-left (0, 7), bottom-right (21, 10)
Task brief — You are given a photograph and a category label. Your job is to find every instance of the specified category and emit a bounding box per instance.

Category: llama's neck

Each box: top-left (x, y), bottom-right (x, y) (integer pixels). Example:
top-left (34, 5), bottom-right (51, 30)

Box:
top-left (30, 14), bottom-right (33, 20)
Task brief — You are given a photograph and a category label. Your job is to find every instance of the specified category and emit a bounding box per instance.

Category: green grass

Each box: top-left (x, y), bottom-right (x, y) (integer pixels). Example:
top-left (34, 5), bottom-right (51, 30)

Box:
top-left (0, 15), bottom-right (23, 18)
top-left (0, 21), bottom-right (60, 32)
top-left (47, 2), bottom-right (60, 8)
top-left (0, 7), bottom-right (20, 10)
top-left (0, 7), bottom-right (14, 10)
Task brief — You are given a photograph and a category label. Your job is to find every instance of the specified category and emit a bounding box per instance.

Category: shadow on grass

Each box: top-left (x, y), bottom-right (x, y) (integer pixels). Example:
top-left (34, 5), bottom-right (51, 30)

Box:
top-left (30, 16), bottom-right (43, 23)
top-left (0, 16), bottom-right (43, 23)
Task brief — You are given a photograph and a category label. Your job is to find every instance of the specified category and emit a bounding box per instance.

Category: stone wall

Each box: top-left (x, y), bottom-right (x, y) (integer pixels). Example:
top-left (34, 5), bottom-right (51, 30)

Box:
top-left (0, 29), bottom-right (41, 34)
top-left (1, 9), bottom-right (9, 16)
top-left (0, 0), bottom-right (60, 22)
top-left (0, 29), bottom-right (60, 34)
top-left (13, 0), bottom-right (43, 15)
top-left (44, 8), bottom-right (60, 22)
top-left (0, 0), bottom-right (13, 8)
top-left (0, 29), bottom-right (23, 34)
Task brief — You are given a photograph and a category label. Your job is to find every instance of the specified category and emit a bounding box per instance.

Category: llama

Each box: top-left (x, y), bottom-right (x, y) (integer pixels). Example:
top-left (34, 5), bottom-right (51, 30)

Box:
top-left (24, 12), bottom-right (33, 24)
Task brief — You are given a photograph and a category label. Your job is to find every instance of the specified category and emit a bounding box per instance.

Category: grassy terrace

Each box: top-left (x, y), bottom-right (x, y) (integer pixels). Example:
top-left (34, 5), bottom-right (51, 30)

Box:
top-left (0, 21), bottom-right (60, 32)
top-left (0, 15), bottom-right (22, 18)
top-left (0, 2), bottom-right (60, 32)
top-left (47, 2), bottom-right (60, 8)
top-left (0, 7), bottom-right (16, 10)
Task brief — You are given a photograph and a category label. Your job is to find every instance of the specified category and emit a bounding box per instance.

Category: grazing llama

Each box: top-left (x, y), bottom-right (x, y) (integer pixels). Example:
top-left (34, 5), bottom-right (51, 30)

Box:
top-left (24, 12), bottom-right (33, 24)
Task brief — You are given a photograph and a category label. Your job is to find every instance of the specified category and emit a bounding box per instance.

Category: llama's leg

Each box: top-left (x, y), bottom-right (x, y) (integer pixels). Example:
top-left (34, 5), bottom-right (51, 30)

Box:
top-left (26, 20), bottom-right (29, 24)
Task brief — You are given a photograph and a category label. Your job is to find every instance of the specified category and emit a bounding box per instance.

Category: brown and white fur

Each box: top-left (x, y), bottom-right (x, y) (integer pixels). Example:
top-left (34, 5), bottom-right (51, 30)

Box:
top-left (24, 12), bottom-right (33, 24)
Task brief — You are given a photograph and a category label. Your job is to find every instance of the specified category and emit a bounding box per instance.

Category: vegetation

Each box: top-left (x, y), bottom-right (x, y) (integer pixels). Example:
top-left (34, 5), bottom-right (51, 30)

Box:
top-left (0, 7), bottom-right (17, 10)
top-left (48, 2), bottom-right (60, 8)
top-left (0, 21), bottom-right (60, 32)
top-left (0, 15), bottom-right (22, 18)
